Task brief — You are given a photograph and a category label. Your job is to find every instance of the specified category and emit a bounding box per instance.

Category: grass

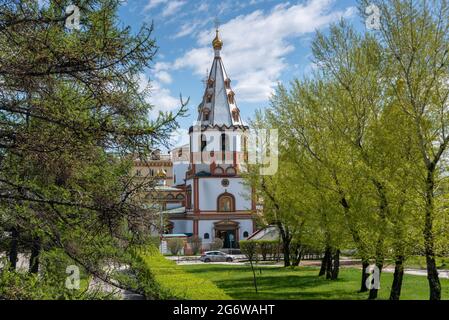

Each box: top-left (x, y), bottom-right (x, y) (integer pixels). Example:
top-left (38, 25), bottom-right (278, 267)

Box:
top-left (181, 264), bottom-right (449, 300)
top-left (138, 248), bottom-right (230, 300)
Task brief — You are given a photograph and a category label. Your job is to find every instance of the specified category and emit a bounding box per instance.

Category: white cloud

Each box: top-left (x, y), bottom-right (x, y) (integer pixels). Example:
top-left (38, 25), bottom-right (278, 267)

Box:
top-left (172, 0), bottom-right (355, 103)
top-left (144, 0), bottom-right (166, 11)
top-left (155, 70), bottom-right (173, 84)
top-left (162, 0), bottom-right (186, 17)
top-left (139, 73), bottom-right (179, 114)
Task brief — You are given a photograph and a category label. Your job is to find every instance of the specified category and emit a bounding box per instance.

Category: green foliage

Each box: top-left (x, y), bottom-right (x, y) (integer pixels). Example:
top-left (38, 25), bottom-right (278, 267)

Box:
top-left (166, 238), bottom-right (184, 256)
top-left (137, 247), bottom-right (230, 300)
top-left (0, 250), bottom-right (112, 300)
top-left (188, 236), bottom-right (202, 255)
top-left (0, 0), bottom-right (186, 299)
top-left (239, 240), bottom-right (258, 263)
top-left (210, 238), bottom-right (224, 251)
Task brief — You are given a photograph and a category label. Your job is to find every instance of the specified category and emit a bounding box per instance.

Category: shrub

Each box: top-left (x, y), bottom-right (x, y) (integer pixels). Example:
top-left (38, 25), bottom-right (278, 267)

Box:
top-left (210, 238), bottom-right (223, 250)
top-left (189, 236), bottom-right (202, 255)
top-left (166, 238), bottom-right (184, 255)
top-left (137, 246), bottom-right (230, 299)
top-left (255, 240), bottom-right (278, 261)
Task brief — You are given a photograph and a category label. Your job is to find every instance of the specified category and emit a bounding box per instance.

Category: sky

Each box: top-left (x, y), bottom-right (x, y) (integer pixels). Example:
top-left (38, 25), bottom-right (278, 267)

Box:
top-left (117, 0), bottom-right (362, 147)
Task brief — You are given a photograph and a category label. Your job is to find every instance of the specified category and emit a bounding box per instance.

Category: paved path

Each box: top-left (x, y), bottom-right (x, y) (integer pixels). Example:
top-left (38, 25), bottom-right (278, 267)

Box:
top-left (382, 267), bottom-right (449, 279)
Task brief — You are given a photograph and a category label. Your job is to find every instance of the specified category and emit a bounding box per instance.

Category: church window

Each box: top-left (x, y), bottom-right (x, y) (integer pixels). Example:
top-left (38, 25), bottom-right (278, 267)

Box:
top-left (217, 193), bottom-right (235, 212)
top-left (221, 133), bottom-right (228, 162)
top-left (203, 110), bottom-right (210, 121)
top-left (204, 233), bottom-right (210, 239)
top-left (232, 109), bottom-right (239, 122)
top-left (228, 92), bottom-right (235, 104)
top-left (226, 167), bottom-right (236, 176)
top-left (221, 179), bottom-right (230, 187)
top-left (186, 186), bottom-right (192, 209)
top-left (201, 134), bottom-right (207, 151)
top-left (206, 95), bottom-right (212, 103)
top-left (243, 231), bottom-right (249, 238)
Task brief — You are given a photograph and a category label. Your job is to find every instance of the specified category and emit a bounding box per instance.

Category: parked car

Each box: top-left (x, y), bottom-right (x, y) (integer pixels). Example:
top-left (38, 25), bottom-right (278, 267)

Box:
top-left (200, 251), bottom-right (234, 263)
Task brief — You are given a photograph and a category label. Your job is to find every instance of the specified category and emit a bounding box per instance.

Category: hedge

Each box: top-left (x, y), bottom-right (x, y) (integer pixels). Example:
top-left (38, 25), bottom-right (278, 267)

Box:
top-left (137, 246), bottom-right (230, 300)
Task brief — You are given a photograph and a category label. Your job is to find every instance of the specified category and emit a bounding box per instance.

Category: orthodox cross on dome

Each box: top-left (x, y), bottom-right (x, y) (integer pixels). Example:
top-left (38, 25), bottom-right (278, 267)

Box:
top-left (214, 17), bottom-right (221, 30)
top-left (212, 18), bottom-right (223, 52)
top-left (195, 26), bottom-right (244, 127)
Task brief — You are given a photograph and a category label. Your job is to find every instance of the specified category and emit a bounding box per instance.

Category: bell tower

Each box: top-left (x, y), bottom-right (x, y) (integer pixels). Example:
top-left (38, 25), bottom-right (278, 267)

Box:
top-left (184, 28), bottom-right (255, 248)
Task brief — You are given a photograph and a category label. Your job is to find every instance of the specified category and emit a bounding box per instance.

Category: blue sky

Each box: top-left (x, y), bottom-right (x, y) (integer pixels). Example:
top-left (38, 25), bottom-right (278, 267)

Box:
top-left (117, 0), bottom-right (361, 146)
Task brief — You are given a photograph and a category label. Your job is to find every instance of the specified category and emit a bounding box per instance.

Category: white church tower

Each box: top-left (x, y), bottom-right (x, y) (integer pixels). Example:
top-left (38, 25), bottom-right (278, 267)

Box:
top-left (184, 29), bottom-right (256, 249)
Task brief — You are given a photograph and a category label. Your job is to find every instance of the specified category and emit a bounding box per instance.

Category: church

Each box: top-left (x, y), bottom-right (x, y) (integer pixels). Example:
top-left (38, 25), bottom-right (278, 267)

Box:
top-left (141, 29), bottom-right (256, 250)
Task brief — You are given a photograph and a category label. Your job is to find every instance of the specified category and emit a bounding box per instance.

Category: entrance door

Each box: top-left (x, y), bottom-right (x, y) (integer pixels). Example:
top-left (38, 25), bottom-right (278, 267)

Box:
top-left (223, 230), bottom-right (236, 248)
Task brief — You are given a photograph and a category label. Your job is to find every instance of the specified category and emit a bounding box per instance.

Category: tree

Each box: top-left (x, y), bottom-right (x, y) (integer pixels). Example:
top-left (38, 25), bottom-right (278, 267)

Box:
top-left (240, 240), bottom-right (259, 293)
top-left (167, 238), bottom-right (184, 256)
top-left (367, 0), bottom-right (449, 301)
top-left (0, 0), bottom-right (186, 298)
top-left (189, 236), bottom-right (202, 255)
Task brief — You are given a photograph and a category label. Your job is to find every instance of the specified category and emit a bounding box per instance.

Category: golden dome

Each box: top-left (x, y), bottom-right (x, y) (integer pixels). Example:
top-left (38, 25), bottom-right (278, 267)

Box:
top-left (212, 29), bottom-right (223, 50)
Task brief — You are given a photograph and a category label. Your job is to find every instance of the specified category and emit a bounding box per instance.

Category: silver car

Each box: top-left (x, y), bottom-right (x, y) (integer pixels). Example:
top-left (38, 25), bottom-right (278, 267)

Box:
top-left (200, 251), bottom-right (234, 263)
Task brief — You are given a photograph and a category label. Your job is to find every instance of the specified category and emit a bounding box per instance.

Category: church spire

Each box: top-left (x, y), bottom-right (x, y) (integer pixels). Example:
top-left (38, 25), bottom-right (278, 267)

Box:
top-left (196, 29), bottom-right (244, 128)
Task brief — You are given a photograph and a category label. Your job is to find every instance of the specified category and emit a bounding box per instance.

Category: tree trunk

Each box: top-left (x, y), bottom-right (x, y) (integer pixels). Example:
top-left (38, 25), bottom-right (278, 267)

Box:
top-left (249, 260), bottom-right (258, 293)
top-left (291, 242), bottom-right (302, 267)
top-left (8, 227), bottom-right (19, 271)
top-left (331, 249), bottom-right (340, 280)
top-left (29, 236), bottom-right (41, 274)
top-left (368, 260), bottom-right (383, 300)
top-left (360, 259), bottom-right (370, 292)
top-left (389, 255), bottom-right (404, 300)
top-left (368, 180), bottom-right (388, 299)
top-left (368, 237), bottom-right (385, 299)
top-left (319, 247), bottom-right (331, 276)
top-left (424, 168), bottom-right (441, 300)
top-left (277, 222), bottom-right (291, 267)
top-left (326, 248), bottom-right (333, 279)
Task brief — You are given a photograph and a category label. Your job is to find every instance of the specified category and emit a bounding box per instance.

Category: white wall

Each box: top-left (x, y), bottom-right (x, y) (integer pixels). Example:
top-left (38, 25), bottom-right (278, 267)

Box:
top-left (238, 219), bottom-right (253, 240)
top-left (198, 177), bottom-right (251, 211)
top-left (173, 162), bottom-right (189, 185)
top-left (198, 220), bottom-right (218, 244)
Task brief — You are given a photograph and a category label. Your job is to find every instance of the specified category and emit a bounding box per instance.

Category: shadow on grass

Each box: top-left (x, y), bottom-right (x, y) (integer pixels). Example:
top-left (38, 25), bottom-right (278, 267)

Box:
top-left (184, 265), bottom-right (362, 300)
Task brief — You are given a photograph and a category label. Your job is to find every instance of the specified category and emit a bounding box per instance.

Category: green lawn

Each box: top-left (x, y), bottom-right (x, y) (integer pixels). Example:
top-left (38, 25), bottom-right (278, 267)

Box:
top-left (181, 264), bottom-right (449, 300)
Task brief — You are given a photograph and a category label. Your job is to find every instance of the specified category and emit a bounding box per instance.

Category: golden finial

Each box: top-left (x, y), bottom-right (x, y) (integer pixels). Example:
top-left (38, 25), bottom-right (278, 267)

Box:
top-left (212, 18), bottom-right (223, 51)
top-left (212, 29), bottom-right (223, 50)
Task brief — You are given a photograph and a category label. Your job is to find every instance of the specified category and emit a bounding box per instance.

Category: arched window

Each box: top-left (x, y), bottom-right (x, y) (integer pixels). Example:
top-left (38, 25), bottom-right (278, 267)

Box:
top-left (228, 91), bottom-right (235, 104)
top-left (232, 109), bottom-right (239, 122)
top-left (224, 78), bottom-right (231, 89)
top-left (186, 186), bottom-right (192, 209)
top-left (221, 133), bottom-right (228, 162)
top-left (243, 231), bottom-right (249, 238)
top-left (201, 134), bottom-right (207, 151)
top-left (217, 193), bottom-right (235, 212)
top-left (204, 233), bottom-right (210, 239)
top-left (221, 133), bottom-right (227, 151)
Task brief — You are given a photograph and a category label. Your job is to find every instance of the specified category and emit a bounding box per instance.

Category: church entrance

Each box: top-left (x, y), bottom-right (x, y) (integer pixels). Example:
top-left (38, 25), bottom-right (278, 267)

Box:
top-left (214, 220), bottom-right (239, 249)
top-left (216, 230), bottom-right (237, 248)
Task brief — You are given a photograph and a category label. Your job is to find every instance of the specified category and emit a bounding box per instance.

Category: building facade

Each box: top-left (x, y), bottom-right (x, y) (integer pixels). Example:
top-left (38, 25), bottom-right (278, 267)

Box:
top-left (139, 29), bottom-right (256, 250)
